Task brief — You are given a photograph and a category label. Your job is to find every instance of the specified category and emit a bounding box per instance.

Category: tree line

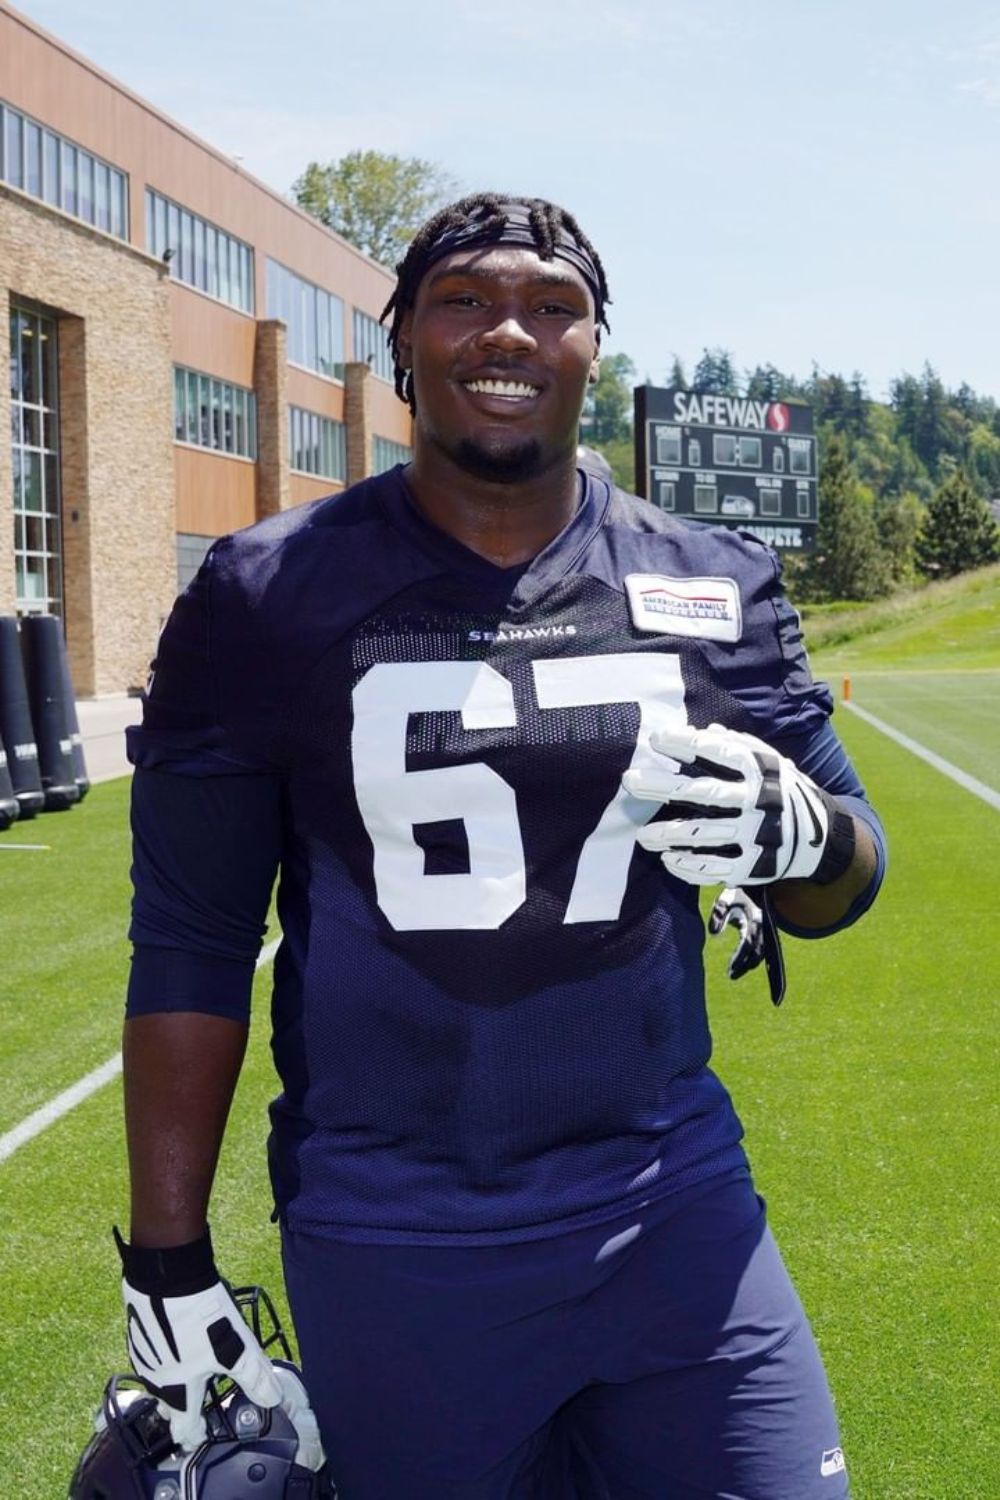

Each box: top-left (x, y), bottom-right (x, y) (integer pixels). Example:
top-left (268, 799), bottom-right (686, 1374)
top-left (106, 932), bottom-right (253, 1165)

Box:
top-left (287, 151), bottom-right (998, 603)
top-left (586, 349), bottom-right (1000, 602)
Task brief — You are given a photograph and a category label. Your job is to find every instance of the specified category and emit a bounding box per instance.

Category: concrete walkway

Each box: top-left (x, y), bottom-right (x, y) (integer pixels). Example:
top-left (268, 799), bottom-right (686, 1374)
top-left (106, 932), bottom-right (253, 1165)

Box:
top-left (76, 695), bottom-right (141, 784)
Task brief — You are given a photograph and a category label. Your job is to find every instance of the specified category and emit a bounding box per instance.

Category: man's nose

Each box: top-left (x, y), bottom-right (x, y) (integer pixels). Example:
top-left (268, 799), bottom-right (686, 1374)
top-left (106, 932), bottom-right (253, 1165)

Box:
top-left (478, 313), bottom-right (537, 353)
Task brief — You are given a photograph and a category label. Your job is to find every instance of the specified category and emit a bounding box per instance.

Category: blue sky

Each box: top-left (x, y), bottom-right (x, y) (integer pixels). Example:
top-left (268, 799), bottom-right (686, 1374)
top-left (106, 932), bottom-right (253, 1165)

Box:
top-left (22, 0), bottom-right (1000, 401)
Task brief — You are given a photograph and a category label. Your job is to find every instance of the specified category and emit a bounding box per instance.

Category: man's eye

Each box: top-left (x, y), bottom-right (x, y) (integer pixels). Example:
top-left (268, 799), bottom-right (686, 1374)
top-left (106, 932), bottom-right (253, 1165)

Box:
top-left (536, 302), bottom-right (575, 317)
top-left (445, 295), bottom-right (482, 308)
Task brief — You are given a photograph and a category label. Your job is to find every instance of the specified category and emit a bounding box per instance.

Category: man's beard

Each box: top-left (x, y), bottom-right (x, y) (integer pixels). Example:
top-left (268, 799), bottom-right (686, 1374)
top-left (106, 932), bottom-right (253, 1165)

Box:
top-left (452, 436), bottom-right (545, 484)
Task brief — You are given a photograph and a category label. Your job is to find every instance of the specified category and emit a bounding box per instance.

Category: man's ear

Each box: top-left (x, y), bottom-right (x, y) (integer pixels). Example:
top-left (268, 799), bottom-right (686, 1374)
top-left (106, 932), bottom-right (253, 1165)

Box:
top-left (397, 312), bottom-right (413, 370)
top-left (587, 328), bottom-right (601, 385)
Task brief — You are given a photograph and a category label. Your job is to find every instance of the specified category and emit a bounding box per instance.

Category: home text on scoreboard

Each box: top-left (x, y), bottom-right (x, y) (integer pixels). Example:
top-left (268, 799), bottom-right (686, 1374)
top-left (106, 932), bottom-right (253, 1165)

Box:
top-left (634, 386), bottom-right (817, 551)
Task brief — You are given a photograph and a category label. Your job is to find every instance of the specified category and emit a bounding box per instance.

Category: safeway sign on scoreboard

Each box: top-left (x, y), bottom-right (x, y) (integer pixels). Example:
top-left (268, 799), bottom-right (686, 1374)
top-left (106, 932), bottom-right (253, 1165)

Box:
top-left (634, 386), bottom-right (817, 551)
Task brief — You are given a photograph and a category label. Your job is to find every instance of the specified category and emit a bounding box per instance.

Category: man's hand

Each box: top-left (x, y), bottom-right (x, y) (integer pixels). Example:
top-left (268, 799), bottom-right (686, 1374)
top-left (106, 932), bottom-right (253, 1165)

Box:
top-left (625, 721), bottom-right (855, 888)
top-left (117, 1227), bottom-right (282, 1451)
top-left (708, 886), bottom-right (786, 1005)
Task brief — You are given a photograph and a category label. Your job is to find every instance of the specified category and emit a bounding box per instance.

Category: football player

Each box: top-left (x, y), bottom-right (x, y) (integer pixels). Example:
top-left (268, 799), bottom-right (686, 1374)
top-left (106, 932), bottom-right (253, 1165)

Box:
top-left (120, 194), bottom-right (883, 1497)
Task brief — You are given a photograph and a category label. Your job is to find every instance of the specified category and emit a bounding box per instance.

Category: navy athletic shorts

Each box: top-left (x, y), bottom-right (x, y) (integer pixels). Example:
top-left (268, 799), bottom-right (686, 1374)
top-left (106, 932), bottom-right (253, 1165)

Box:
top-left (281, 1167), bottom-right (850, 1498)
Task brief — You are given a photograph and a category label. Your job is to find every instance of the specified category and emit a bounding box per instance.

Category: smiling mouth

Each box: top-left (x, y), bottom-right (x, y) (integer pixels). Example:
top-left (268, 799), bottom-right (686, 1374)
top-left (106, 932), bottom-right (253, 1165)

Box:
top-left (462, 378), bottom-right (541, 401)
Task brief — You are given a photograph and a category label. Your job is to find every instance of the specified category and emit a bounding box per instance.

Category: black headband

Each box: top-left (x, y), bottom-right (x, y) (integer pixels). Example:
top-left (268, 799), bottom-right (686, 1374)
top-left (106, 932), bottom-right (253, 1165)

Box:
top-left (419, 203), bottom-right (605, 318)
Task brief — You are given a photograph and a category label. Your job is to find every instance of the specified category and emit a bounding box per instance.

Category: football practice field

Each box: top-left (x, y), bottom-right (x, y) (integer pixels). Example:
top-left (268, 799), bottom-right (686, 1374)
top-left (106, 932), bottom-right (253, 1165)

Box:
top-left (2, 592), bottom-right (998, 1496)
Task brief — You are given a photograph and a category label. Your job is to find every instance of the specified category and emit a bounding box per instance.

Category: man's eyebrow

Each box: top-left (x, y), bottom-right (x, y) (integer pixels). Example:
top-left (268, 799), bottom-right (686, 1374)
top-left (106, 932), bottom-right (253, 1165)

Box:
top-left (426, 263), bottom-right (587, 293)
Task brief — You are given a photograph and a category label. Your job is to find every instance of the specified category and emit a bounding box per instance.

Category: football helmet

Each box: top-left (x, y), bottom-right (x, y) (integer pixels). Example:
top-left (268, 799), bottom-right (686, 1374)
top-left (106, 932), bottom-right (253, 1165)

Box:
top-left (69, 1288), bottom-right (335, 1499)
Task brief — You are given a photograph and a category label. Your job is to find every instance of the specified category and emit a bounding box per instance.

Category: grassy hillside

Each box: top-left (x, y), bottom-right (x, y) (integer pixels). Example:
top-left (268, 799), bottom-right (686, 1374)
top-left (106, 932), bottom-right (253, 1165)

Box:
top-left (801, 563), bottom-right (1000, 672)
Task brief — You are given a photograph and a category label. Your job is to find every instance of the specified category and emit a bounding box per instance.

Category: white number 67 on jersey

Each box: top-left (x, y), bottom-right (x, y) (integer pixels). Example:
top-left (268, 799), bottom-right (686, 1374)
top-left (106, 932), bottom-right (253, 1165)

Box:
top-left (351, 654), bottom-right (686, 931)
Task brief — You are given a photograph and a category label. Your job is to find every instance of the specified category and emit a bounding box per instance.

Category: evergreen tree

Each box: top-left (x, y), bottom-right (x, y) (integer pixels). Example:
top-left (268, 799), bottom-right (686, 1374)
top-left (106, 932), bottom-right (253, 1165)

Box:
top-left (953, 382), bottom-right (979, 420)
top-left (915, 363), bottom-right (950, 469)
top-left (802, 434), bottom-right (891, 601)
top-left (814, 372), bottom-right (849, 432)
top-left (876, 492), bottom-right (923, 586)
top-left (915, 471), bottom-right (1000, 578)
top-left (890, 373), bottom-right (922, 452)
top-left (692, 347), bottom-right (738, 394)
top-left (666, 354), bottom-right (687, 389)
top-left (847, 372), bottom-right (870, 439)
top-left (745, 363), bottom-right (789, 401)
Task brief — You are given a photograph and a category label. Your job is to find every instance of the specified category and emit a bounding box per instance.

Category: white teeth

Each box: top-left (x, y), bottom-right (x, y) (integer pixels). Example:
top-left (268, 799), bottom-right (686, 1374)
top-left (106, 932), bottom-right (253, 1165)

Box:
top-left (465, 378), bottom-right (540, 399)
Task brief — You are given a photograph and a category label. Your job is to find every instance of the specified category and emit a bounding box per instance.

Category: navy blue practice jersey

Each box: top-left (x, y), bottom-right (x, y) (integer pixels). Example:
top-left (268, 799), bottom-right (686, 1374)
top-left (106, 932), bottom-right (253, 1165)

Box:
top-left (128, 468), bottom-right (884, 1245)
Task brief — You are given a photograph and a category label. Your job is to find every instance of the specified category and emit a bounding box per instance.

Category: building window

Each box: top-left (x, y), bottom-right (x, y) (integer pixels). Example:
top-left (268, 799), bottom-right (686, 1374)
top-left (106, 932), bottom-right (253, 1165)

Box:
top-left (372, 436), bottom-right (412, 474)
top-left (266, 259), bottom-right (344, 380)
top-left (797, 489), bottom-right (811, 518)
top-left (352, 309), bottom-right (393, 382)
top-left (655, 426), bottom-right (682, 465)
top-left (288, 407), bottom-right (346, 481)
top-left (10, 306), bottom-right (62, 616)
top-left (146, 189), bottom-right (253, 313)
top-left (4, 106), bottom-right (23, 188)
top-left (738, 435), bottom-right (762, 467)
top-left (759, 487), bottom-right (782, 516)
top-left (713, 433), bottom-right (737, 465)
top-left (176, 533), bottom-right (214, 593)
top-left (789, 438), bottom-right (811, 475)
top-left (0, 99), bottom-right (128, 239)
top-left (173, 366), bottom-right (256, 459)
top-left (655, 479), bottom-right (676, 511)
top-left (694, 484), bottom-right (718, 514)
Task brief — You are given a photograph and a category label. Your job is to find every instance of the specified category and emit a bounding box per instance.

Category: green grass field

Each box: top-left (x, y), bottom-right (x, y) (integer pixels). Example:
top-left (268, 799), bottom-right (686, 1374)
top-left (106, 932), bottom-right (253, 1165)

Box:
top-left (2, 578), bottom-right (998, 1496)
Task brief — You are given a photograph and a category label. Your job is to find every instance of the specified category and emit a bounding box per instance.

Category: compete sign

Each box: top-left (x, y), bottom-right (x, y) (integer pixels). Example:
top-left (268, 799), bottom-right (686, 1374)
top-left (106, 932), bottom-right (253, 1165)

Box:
top-left (634, 386), bottom-right (817, 551)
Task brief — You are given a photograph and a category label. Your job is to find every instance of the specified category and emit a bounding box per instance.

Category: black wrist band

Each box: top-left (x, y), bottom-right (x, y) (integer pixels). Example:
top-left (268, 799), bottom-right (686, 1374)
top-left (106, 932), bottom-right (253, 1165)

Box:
top-left (114, 1224), bottom-right (219, 1296)
top-left (811, 791), bottom-right (856, 886)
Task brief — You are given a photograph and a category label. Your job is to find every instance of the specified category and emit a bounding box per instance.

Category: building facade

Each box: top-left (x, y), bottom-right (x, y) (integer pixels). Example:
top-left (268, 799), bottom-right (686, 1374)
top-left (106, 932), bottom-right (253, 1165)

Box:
top-left (0, 2), bottom-right (411, 694)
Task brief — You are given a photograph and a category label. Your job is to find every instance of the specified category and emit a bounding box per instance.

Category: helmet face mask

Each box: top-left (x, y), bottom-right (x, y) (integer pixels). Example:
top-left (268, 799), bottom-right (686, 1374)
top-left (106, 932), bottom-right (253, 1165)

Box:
top-left (69, 1289), bottom-right (335, 1499)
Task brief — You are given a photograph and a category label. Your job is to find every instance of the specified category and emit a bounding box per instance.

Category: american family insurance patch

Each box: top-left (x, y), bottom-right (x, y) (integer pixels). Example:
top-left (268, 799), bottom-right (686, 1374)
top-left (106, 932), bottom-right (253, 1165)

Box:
top-left (625, 574), bottom-right (742, 643)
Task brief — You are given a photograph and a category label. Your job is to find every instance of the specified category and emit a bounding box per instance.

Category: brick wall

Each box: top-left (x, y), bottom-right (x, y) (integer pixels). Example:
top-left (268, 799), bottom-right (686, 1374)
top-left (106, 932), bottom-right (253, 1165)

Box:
top-left (1, 182), bottom-right (176, 694)
top-left (0, 280), bottom-right (13, 617)
top-left (254, 318), bottom-right (290, 517)
top-left (345, 361), bottom-right (373, 487)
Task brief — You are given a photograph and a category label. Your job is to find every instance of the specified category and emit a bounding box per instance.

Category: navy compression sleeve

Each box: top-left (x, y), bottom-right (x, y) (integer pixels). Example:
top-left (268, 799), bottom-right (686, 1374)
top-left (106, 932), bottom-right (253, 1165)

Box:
top-left (772, 717), bottom-right (887, 938)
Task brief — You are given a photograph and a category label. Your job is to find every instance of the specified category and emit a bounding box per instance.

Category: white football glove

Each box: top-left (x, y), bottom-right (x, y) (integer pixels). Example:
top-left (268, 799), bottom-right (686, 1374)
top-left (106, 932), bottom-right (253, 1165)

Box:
top-left (708, 887), bottom-right (766, 980)
top-left (272, 1362), bottom-right (327, 1472)
top-left (624, 721), bottom-right (854, 888)
top-left (118, 1230), bottom-right (282, 1451)
top-left (708, 886), bottom-right (786, 1005)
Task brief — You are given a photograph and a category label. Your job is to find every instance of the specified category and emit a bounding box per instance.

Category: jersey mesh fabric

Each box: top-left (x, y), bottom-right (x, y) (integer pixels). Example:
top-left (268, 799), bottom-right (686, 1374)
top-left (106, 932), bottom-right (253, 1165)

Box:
top-left (128, 468), bottom-right (885, 1245)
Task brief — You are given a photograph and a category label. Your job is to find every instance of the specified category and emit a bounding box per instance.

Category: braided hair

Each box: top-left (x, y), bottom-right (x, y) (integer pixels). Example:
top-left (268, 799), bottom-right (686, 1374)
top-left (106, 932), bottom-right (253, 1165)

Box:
top-left (380, 192), bottom-right (612, 413)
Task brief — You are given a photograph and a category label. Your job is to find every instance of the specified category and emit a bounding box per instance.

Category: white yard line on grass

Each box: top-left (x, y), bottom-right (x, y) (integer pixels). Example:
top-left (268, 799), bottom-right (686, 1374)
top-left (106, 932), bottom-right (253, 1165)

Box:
top-left (0, 937), bottom-right (281, 1166)
top-left (843, 700), bottom-right (1000, 812)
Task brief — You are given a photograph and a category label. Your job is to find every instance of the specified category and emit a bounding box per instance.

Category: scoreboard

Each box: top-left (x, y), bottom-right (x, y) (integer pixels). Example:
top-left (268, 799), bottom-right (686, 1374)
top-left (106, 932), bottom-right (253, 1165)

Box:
top-left (634, 385), bottom-right (817, 551)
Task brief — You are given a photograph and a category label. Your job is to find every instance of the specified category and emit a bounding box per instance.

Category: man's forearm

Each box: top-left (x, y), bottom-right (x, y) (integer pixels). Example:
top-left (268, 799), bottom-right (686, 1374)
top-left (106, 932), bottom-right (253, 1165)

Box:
top-left (769, 815), bottom-right (878, 931)
top-left (123, 1012), bottom-right (249, 1247)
